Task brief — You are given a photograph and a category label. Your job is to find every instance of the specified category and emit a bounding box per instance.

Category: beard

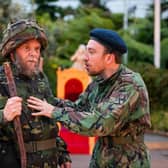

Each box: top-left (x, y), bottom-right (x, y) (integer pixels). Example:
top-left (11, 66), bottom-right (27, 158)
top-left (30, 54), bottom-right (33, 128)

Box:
top-left (14, 54), bottom-right (40, 77)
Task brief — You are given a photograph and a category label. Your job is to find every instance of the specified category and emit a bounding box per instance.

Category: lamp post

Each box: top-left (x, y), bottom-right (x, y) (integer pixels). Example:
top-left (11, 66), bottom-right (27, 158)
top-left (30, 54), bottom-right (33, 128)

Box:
top-left (123, 0), bottom-right (128, 64)
top-left (154, 0), bottom-right (160, 68)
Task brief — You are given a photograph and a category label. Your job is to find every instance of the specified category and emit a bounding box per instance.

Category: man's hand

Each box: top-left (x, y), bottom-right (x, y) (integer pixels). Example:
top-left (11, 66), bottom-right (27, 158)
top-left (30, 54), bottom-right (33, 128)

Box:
top-left (60, 162), bottom-right (71, 168)
top-left (27, 96), bottom-right (54, 118)
top-left (3, 96), bottom-right (22, 121)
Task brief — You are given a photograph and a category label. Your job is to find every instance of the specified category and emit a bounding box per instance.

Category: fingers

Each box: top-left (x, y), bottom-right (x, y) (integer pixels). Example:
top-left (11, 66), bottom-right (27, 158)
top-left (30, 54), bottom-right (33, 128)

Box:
top-left (27, 96), bottom-right (54, 118)
top-left (31, 112), bottom-right (44, 116)
top-left (27, 98), bottom-right (42, 108)
top-left (28, 96), bottom-right (43, 103)
top-left (31, 108), bottom-right (53, 118)
top-left (27, 96), bottom-right (43, 111)
top-left (27, 103), bottom-right (42, 111)
top-left (4, 96), bottom-right (54, 122)
top-left (8, 96), bottom-right (22, 103)
top-left (3, 96), bottom-right (23, 121)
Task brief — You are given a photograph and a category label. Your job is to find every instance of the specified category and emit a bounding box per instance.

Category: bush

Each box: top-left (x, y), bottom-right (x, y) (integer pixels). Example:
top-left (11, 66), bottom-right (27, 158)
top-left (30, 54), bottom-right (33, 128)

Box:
top-left (128, 62), bottom-right (168, 131)
top-left (151, 110), bottom-right (168, 131)
top-left (161, 38), bottom-right (168, 69)
top-left (122, 34), bottom-right (153, 63)
top-left (128, 62), bottom-right (168, 111)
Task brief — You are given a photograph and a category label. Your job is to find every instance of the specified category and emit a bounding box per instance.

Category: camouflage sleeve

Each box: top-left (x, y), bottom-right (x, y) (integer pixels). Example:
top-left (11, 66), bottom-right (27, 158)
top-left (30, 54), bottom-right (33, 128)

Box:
top-left (42, 73), bottom-right (72, 163)
top-left (0, 109), bottom-right (3, 123)
top-left (51, 83), bottom-right (142, 136)
top-left (0, 96), bottom-right (8, 124)
top-left (56, 136), bottom-right (72, 165)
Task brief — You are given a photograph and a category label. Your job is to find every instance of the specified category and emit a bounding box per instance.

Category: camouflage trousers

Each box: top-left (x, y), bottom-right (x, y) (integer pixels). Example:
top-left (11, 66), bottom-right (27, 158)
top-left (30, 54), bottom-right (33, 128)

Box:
top-left (27, 149), bottom-right (58, 168)
top-left (0, 141), bottom-right (20, 168)
top-left (89, 138), bottom-right (151, 168)
top-left (0, 141), bottom-right (58, 168)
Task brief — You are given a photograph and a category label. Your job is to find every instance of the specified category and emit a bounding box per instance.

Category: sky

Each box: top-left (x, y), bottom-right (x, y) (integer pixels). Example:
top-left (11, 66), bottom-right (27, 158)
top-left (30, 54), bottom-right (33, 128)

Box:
top-left (106, 0), bottom-right (153, 18)
top-left (54, 0), bottom-right (153, 18)
top-left (12, 0), bottom-right (153, 18)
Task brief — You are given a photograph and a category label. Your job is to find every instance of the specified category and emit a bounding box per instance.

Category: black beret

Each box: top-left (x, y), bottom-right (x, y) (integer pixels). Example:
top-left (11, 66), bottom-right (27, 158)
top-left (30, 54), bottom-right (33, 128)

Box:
top-left (90, 28), bottom-right (127, 54)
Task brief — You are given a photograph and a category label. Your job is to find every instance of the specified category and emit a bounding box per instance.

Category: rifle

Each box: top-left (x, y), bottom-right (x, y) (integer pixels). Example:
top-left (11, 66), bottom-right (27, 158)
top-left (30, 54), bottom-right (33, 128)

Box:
top-left (3, 62), bottom-right (27, 168)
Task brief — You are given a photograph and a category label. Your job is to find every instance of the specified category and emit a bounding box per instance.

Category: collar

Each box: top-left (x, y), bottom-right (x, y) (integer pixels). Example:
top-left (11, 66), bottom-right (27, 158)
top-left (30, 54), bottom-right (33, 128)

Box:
top-left (95, 64), bottom-right (123, 86)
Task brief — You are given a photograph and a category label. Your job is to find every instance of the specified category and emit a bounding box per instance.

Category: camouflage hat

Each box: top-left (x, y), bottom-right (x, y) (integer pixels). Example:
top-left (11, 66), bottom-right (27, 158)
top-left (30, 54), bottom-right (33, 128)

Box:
top-left (0, 19), bottom-right (48, 57)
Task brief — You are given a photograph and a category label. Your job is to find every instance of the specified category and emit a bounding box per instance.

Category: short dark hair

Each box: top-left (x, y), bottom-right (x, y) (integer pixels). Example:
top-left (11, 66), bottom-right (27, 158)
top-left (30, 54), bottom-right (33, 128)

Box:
top-left (104, 47), bottom-right (122, 64)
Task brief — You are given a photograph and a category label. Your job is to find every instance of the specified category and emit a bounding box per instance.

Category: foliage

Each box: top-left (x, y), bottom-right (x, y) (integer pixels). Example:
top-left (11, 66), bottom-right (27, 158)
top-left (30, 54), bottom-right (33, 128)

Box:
top-left (122, 33), bottom-right (153, 63)
top-left (128, 62), bottom-right (168, 111)
top-left (53, 7), bottom-right (115, 60)
top-left (35, 6), bottom-right (119, 62)
top-left (127, 62), bottom-right (168, 131)
top-left (39, 7), bottom-right (116, 92)
top-left (0, 0), bottom-right (12, 40)
top-left (161, 38), bottom-right (168, 69)
top-left (151, 110), bottom-right (168, 131)
top-left (36, 13), bottom-right (59, 57)
top-left (79, 0), bottom-right (108, 10)
top-left (43, 56), bottom-right (72, 94)
top-left (110, 14), bottom-right (124, 30)
top-left (128, 19), bottom-right (154, 45)
top-left (34, 0), bottom-right (75, 20)
top-left (34, 0), bottom-right (59, 20)
top-left (35, 5), bottom-right (167, 69)
top-left (43, 56), bottom-right (57, 95)
top-left (143, 0), bottom-right (168, 42)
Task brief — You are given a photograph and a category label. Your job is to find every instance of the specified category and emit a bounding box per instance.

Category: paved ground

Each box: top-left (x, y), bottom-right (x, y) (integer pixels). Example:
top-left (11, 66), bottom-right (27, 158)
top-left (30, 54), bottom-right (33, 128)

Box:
top-left (71, 150), bottom-right (168, 168)
top-left (150, 149), bottom-right (168, 168)
top-left (70, 133), bottom-right (168, 168)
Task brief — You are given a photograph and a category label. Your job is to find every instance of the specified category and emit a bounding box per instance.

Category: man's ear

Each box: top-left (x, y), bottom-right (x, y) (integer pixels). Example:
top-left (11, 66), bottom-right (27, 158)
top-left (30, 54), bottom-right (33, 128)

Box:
top-left (10, 53), bottom-right (15, 62)
top-left (105, 53), bottom-right (115, 64)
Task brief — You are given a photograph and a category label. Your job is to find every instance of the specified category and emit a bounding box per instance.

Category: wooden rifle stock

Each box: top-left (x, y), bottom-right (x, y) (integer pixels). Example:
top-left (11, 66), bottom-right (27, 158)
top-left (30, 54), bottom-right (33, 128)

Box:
top-left (3, 62), bottom-right (27, 168)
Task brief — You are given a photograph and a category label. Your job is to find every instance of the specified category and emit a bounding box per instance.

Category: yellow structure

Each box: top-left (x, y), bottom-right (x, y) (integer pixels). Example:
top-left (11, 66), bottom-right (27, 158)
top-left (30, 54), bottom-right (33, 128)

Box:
top-left (56, 67), bottom-right (96, 154)
top-left (57, 68), bottom-right (91, 99)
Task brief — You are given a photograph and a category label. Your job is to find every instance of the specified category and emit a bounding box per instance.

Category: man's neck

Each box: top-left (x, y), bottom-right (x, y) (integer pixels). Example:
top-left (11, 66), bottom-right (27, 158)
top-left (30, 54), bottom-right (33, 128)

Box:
top-left (102, 64), bottom-right (120, 80)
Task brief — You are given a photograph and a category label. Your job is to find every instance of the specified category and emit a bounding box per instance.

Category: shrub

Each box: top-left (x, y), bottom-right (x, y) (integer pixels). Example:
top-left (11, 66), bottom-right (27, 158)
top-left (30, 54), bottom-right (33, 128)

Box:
top-left (128, 62), bottom-right (168, 111)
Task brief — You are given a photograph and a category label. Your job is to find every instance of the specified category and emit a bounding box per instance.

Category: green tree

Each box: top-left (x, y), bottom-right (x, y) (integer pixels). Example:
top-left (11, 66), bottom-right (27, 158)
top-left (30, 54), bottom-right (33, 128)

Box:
top-left (33, 0), bottom-right (75, 20)
top-left (54, 7), bottom-right (115, 60)
top-left (0, 0), bottom-right (11, 40)
top-left (161, 38), bottom-right (168, 68)
top-left (79, 0), bottom-right (107, 10)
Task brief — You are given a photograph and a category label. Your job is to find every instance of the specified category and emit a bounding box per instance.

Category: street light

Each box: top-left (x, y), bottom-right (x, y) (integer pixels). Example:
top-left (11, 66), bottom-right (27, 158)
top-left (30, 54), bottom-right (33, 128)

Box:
top-left (154, 0), bottom-right (160, 68)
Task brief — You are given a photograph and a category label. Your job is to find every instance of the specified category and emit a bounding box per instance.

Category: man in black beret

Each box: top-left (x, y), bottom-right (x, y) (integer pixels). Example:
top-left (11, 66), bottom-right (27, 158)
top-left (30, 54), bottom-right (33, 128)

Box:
top-left (27, 28), bottom-right (151, 168)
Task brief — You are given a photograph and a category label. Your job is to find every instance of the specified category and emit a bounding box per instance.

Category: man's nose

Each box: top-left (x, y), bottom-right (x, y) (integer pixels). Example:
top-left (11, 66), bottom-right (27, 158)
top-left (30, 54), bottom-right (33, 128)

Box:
top-left (83, 51), bottom-right (89, 61)
top-left (28, 49), bottom-right (38, 58)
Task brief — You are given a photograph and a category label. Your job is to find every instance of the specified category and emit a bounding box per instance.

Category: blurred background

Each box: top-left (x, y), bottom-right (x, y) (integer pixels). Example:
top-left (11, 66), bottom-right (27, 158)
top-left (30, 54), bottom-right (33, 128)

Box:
top-left (0, 0), bottom-right (167, 166)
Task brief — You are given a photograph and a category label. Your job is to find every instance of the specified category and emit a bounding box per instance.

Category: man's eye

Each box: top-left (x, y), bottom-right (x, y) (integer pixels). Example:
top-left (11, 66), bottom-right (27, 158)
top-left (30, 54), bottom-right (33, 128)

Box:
top-left (35, 48), bottom-right (40, 52)
top-left (89, 51), bottom-right (94, 54)
top-left (24, 46), bottom-right (30, 51)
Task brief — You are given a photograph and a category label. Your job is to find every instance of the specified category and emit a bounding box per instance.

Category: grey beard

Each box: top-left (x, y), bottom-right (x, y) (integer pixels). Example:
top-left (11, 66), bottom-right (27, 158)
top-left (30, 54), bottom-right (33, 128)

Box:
top-left (15, 62), bottom-right (40, 77)
top-left (13, 56), bottom-right (40, 77)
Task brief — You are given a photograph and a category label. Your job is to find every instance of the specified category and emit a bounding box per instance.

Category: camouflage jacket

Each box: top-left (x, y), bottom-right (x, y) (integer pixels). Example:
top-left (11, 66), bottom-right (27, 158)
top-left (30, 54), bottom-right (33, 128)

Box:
top-left (52, 64), bottom-right (151, 168)
top-left (0, 63), bottom-right (71, 167)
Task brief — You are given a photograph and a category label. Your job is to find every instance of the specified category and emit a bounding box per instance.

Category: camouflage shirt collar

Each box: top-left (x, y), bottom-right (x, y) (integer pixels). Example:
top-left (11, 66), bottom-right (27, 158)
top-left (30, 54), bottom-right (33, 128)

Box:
top-left (96, 64), bottom-right (123, 85)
